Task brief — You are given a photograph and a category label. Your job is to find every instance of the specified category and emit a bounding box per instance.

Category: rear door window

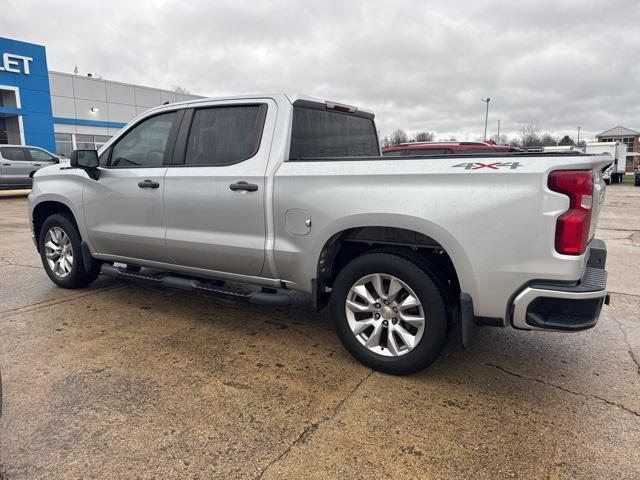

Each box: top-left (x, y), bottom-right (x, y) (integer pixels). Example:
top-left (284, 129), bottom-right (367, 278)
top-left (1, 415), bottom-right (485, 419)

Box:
top-left (1, 147), bottom-right (27, 161)
top-left (184, 104), bottom-right (266, 166)
top-left (289, 107), bottom-right (379, 159)
top-left (457, 149), bottom-right (495, 154)
top-left (28, 148), bottom-right (55, 162)
top-left (382, 150), bottom-right (403, 157)
top-left (407, 149), bottom-right (452, 156)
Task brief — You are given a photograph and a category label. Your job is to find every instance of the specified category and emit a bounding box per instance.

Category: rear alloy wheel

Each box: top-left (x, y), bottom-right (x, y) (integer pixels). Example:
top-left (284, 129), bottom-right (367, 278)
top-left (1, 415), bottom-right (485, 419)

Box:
top-left (331, 252), bottom-right (448, 375)
top-left (345, 273), bottom-right (425, 357)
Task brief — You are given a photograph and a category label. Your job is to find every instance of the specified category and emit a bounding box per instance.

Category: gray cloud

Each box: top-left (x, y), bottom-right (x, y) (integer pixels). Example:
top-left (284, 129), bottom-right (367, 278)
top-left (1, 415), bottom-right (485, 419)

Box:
top-left (5, 0), bottom-right (640, 140)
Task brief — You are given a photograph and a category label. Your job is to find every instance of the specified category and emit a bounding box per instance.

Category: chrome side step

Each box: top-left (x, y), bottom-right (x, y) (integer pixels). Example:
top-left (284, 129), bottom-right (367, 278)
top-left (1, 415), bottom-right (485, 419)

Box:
top-left (100, 263), bottom-right (290, 307)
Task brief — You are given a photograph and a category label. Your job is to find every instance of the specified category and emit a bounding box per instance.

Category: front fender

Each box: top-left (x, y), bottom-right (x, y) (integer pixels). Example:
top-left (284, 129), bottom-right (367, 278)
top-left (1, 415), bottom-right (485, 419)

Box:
top-left (28, 172), bottom-right (90, 249)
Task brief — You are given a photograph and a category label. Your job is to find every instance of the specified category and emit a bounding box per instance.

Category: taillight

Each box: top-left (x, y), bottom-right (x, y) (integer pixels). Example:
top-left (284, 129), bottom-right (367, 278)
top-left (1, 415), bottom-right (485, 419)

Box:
top-left (548, 170), bottom-right (593, 255)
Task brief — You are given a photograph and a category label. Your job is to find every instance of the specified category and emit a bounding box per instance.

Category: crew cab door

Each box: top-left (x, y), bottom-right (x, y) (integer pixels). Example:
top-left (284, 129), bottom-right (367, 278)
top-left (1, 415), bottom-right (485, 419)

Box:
top-left (0, 146), bottom-right (31, 185)
top-left (27, 147), bottom-right (59, 172)
top-left (83, 110), bottom-right (180, 263)
top-left (163, 100), bottom-right (274, 276)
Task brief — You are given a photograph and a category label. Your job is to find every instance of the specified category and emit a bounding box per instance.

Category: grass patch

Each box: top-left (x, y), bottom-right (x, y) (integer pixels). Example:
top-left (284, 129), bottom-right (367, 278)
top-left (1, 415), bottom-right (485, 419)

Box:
top-left (621, 173), bottom-right (637, 185)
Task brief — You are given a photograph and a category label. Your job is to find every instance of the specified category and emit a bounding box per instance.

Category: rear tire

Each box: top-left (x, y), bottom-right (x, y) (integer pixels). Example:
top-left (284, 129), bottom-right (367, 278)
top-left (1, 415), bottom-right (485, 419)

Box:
top-left (38, 213), bottom-right (101, 289)
top-left (330, 252), bottom-right (448, 375)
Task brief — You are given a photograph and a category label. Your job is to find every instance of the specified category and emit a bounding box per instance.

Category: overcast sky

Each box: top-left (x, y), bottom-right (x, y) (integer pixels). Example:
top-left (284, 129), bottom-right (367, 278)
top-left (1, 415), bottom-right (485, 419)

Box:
top-left (5, 0), bottom-right (640, 140)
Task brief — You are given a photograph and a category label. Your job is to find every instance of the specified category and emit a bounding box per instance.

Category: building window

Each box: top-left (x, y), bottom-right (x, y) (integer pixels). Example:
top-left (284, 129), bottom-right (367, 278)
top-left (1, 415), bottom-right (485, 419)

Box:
top-left (74, 134), bottom-right (112, 151)
top-left (94, 135), bottom-right (111, 149)
top-left (55, 133), bottom-right (73, 157)
top-left (75, 134), bottom-right (96, 150)
top-left (0, 118), bottom-right (7, 144)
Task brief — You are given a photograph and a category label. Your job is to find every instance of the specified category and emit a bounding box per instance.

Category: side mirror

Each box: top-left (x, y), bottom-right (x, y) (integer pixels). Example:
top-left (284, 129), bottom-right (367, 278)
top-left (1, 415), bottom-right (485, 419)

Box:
top-left (70, 149), bottom-right (99, 169)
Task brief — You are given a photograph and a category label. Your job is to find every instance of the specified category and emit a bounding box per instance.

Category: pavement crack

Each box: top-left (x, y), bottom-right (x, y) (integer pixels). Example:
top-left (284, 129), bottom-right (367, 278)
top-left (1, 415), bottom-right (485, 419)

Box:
top-left (0, 257), bottom-right (41, 269)
top-left (598, 227), bottom-right (640, 233)
top-left (483, 362), bottom-right (640, 417)
top-left (0, 284), bottom-right (126, 319)
top-left (610, 317), bottom-right (640, 377)
top-left (607, 290), bottom-right (640, 298)
top-left (254, 369), bottom-right (374, 480)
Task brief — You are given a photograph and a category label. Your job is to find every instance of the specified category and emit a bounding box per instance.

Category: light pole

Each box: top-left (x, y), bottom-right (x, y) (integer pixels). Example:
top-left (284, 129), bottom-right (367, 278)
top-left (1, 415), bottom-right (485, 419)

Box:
top-left (497, 119), bottom-right (501, 144)
top-left (577, 126), bottom-right (581, 145)
top-left (481, 98), bottom-right (491, 141)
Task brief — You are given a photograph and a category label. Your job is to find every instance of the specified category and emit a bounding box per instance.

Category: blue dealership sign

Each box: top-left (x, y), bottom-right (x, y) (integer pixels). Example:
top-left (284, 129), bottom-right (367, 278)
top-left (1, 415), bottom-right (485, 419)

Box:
top-left (0, 37), bottom-right (55, 151)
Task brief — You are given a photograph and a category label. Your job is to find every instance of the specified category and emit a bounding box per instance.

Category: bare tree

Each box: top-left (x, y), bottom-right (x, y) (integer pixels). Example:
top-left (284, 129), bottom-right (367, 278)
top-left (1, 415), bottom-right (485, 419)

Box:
top-left (540, 133), bottom-right (558, 146)
top-left (490, 134), bottom-right (510, 145)
top-left (414, 131), bottom-right (434, 142)
top-left (173, 85), bottom-right (192, 94)
top-left (519, 121), bottom-right (542, 148)
top-left (388, 129), bottom-right (409, 146)
top-left (506, 136), bottom-right (521, 147)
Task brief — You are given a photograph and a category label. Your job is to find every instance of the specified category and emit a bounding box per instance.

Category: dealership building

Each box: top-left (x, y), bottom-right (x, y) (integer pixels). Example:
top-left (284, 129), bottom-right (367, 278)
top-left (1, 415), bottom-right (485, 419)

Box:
top-left (0, 36), bottom-right (201, 156)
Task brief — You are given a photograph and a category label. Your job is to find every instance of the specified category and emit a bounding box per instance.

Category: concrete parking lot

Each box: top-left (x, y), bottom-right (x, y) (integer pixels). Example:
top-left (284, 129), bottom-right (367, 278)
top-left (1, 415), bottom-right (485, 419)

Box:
top-left (0, 186), bottom-right (638, 479)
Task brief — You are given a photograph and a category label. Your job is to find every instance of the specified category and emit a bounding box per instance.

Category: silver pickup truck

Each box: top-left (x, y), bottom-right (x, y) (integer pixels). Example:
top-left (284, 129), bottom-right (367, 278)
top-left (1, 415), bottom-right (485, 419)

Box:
top-left (1, 144), bottom-right (60, 189)
top-left (28, 93), bottom-right (610, 374)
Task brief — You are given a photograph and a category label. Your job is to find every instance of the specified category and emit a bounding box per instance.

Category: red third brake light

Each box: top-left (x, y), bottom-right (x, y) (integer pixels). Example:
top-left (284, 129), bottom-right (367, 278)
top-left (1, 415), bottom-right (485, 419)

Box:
top-left (548, 170), bottom-right (594, 255)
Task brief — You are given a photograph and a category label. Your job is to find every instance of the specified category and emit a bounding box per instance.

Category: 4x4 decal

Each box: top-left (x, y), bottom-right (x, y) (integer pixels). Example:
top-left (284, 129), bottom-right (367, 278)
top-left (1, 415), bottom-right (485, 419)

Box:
top-left (452, 161), bottom-right (524, 170)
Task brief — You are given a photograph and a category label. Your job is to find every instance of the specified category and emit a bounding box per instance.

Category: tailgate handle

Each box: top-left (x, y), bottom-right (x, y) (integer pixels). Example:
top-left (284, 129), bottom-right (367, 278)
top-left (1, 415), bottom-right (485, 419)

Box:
top-left (138, 179), bottom-right (160, 189)
top-left (229, 181), bottom-right (258, 192)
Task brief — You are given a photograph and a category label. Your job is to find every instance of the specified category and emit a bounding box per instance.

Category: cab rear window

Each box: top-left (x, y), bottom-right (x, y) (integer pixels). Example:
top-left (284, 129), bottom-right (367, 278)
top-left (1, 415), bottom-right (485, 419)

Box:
top-left (289, 106), bottom-right (379, 159)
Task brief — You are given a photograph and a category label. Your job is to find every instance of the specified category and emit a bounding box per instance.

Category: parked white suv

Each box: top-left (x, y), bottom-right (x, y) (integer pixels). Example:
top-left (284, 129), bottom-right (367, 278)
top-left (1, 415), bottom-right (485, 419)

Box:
top-left (0, 145), bottom-right (60, 189)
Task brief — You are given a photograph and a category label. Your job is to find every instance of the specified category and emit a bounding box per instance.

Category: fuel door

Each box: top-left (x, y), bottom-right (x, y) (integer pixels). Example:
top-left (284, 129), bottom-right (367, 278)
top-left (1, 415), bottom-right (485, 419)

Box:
top-left (285, 209), bottom-right (312, 236)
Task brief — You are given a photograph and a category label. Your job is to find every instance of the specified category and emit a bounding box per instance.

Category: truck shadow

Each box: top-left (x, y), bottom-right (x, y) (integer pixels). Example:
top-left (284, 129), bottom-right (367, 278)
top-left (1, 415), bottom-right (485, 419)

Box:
top-left (103, 279), bottom-right (613, 396)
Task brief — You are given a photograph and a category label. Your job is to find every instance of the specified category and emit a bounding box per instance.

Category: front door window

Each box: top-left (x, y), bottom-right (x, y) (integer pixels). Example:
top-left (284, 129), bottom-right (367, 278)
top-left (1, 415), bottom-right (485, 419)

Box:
top-left (110, 112), bottom-right (176, 168)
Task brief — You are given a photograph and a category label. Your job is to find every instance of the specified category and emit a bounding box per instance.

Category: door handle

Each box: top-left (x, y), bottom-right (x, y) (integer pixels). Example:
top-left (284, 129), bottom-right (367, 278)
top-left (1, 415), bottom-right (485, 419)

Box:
top-left (33, 164), bottom-right (42, 166)
top-left (229, 181), bottom-right (258, 192)
top-left (138, 179), bottom-right (160, 189)
top-left (1, 163), bottom-right (10, 166)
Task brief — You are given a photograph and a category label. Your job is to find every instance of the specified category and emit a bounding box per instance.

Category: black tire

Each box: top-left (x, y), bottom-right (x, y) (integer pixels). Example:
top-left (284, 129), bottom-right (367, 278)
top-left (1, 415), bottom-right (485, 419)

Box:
top-left (330, 252), bottom-right (448, 375)
top-left (38, 213), bottom-right (101, 289)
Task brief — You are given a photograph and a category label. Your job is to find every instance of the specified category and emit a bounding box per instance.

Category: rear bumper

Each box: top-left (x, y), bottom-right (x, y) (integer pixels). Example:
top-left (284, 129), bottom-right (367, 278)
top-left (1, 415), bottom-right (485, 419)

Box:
top-left (511, 239), bottom-right (608, 331)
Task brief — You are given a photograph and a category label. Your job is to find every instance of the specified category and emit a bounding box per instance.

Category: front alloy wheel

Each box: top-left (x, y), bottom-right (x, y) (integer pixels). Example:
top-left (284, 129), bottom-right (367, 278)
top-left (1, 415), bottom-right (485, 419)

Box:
top-left (44, 226), bottom-right (74, 278)
top-left (38, 213), bottom-right (101, 289)
top-left (346, 273), bottom-right (425, 357)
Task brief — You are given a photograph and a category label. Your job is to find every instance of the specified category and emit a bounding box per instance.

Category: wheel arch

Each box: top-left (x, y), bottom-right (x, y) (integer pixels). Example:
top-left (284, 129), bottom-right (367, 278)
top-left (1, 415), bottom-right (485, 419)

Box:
top-left (312, 215), bottom-right (476, 310)
top-left (32, 199), bottom-right (80, 251)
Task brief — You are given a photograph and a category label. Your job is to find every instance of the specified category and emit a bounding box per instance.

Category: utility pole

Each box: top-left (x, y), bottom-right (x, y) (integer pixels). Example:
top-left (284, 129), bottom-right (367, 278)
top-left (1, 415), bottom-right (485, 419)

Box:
top-left (497, 119), bottom-right (501, 144)
top-left (577, 126), bottom-right (581, 145)
top-left (481, 98), bottom-right (491, 141)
